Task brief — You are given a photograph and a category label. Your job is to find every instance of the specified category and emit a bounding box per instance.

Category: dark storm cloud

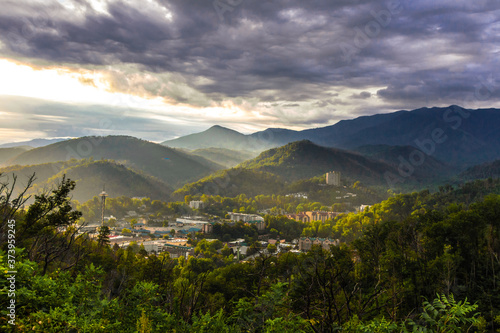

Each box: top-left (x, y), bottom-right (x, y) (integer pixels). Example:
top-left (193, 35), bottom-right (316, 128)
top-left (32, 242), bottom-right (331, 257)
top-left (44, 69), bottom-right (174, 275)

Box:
top-left (351, 91), bottom-right (372, 99)
top-left (1, 0), bottom-right (500, 115)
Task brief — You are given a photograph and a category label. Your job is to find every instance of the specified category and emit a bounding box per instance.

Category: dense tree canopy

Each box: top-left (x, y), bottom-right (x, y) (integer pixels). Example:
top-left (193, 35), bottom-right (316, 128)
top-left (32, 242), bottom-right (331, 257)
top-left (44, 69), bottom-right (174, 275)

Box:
top-left (2, 176), bottom-right (500, 332)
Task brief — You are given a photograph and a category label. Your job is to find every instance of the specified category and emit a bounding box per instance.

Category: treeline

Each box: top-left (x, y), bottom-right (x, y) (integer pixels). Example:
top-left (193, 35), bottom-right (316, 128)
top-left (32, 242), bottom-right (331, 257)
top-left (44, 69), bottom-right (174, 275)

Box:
top-left (174, 167), bottom-right (388, 207)
top-left (2, 177), bottom-right (500, 331)
top-left (76, 196), bottom-right (190, 223)
top-left (173, 168), bottom-right (286, 198)
top-left (302, 178), bottom-right (500, 242)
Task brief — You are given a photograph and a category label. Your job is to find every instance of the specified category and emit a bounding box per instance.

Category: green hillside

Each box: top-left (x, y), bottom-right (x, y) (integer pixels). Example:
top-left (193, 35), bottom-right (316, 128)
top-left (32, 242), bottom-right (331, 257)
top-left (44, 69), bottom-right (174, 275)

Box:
top-left (459, 159), bottom-right (500, 180)
top-left (0, 160), bottom-right (81, 186)
top-left (190, 148), bottom-right (258, 168)
top-left (238, 140), bottom-right (400, 186)
top-left (7, 136), bottom-right (223, 188)
top-left (173, 168), bottom-right (285, 198)
top-left (354, 144), bottom-right (454, 183)
top-left (0, 159), bottom-right (171, 203)
top-left (0, 146), bottom-right (32, 165)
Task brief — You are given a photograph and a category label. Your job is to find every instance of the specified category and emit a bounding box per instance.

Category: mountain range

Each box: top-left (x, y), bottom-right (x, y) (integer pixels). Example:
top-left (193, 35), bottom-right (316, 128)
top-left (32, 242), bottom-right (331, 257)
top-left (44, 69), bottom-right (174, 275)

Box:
top-left (0, 159), bottom-right (172, 203)
top-left (0, 138), bottom-right (69, 148)
top-left (162, 105), bottom-right (500, 169)
top-left (188, 148), bottom-right (258, 168)
top-left (238, 140), bottom-right (396, 186)
top-left (0, 146), bottom-right (32, 165)
top-left (459, 159), bottom-right (500, 181)
top-left (1, 105), bottom-right (499, 202)
top-left (6, 136), bottom-right (223, 188)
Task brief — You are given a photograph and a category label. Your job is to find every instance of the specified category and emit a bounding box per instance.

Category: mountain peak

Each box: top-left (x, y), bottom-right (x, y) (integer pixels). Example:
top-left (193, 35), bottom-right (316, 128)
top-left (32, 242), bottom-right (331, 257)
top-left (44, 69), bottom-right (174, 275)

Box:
top-left (162, 125), bottom-right (258, 150)
top-left (207, 125), bottom-right (234, 132)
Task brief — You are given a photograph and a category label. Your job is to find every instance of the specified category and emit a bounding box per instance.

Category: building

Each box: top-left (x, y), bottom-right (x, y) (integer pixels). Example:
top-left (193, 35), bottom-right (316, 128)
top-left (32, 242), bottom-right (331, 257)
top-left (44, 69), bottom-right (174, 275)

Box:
top-left (358, 204), bottom-right (372, 212)
top-left (326, 171), bottom-right (341, 186)
top-left (163, 244), bottom-right (195, 259)
top-left (228, 212), bottom-right (264, 223)
top-left (287, 211), bottom-right (341, 223)
top-left (135, 228), bottom-right (151, 235)
top-left (140, 240), bottom-right (166, 253)
top-left (298, 237), bottom-right (340, 251)
top-left (79, 225), bottom-right (99, 234)
top-left (176, 217), bottom-right (213, 234)
top-left (189, 200), bottom-right (205, 209)
top-left (228, 212), bottom-right (266, 231)
top-left (202, 223), bottom-right (213, 233)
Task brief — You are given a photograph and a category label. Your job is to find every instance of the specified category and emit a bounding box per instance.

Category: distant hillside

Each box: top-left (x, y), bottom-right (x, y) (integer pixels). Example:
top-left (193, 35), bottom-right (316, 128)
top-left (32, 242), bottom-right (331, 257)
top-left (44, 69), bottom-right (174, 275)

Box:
top-left (0, 138), bottom-right (69, 148)
top-left (7, 136), bottom-right (223, 188)
top-left (0, 147), bottom-right (32, 165)
top-left (459, 159), bottom-right (500, 180)
top-left (190, 148), bottom-right (258, 168)
top-left (173, 168), bottom-right (285, 198)
top-left (0, 159), bottom-right (171, 203)
top-left (162, 125), bottom-right (273, 151)
top-left (0, 160), bottom-right (80, 186)
top-left (252, 106), bottom-right (500, 168)
top-left (238, 140), bottom-right (401, 186)
top-left (354, 144), bottom-right (454, 182)
top-left (172, 106), bottom-right (500, 169)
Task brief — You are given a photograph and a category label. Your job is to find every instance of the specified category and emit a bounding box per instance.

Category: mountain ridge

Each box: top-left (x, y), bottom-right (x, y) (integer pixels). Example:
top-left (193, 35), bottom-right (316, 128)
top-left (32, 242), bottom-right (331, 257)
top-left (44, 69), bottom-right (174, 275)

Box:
top-left (0, 159), bottom-right (172, 203)
top-left (6, 136), bottom-right (224, 188)
top-left (161, 105), bottom-right (500, 169)
top-left (237, 140), bottom-right (403, 187)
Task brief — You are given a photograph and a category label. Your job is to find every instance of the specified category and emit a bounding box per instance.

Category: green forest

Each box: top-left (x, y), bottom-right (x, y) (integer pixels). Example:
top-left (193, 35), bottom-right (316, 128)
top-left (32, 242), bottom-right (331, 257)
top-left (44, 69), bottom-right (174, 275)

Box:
top-left (1, 176), bottom-right (500, 332)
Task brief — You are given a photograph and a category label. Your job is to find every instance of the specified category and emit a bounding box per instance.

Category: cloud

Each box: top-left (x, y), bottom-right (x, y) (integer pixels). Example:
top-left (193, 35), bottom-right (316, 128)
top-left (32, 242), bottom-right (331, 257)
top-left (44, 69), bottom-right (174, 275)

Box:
top-left (0, 95), bottom-right (210, 144)
top-left (0, 0), bottom-right (500, 135)
top-left (351, 91), bottom-right (372, 99)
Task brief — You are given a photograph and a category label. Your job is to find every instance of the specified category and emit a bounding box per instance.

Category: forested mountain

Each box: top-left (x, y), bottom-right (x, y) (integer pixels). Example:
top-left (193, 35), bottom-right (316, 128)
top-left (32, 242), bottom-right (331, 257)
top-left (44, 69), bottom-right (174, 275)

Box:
top-left (238, 140), bottom-right (405, 186)
top-left (175, 140), bottom-right (460, 196)
top-left (253, 105), bottom-right (500, 167)
top-left (0, 159), bottom-right (171, 203)
top-left (459, 159), bottom-right (500, 180)
top-left (166, 106), bottom-right (500, 169)
top-left (173, 168), bottom-right (285, 198)
top-left (354, 144), bottom-right (453, 183)
top-left (190, 148), bottom-right (258, 168)
top-left (0, 146), bottom-right (32, 165)
top-left (162, 125), bottom-right (267, 151)
top-left (6, 136), bottom-right (223, 188)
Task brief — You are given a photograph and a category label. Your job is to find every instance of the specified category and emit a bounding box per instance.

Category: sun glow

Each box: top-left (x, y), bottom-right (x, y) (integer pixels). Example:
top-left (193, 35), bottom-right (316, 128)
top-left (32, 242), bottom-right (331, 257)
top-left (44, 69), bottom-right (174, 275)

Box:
top-left (0, 59), bottom-right (168, 110)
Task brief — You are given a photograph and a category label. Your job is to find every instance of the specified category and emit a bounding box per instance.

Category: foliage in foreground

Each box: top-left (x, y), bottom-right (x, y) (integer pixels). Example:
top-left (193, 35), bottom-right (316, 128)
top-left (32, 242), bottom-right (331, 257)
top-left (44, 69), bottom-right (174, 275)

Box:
top-left (1, 176), bottom-right (500, 332)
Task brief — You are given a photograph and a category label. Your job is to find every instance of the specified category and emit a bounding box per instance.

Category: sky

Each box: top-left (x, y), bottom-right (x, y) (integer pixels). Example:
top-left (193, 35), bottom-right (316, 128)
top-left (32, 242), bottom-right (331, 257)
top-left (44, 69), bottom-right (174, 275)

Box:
top-left (0, 0), bottom-right (499, 144)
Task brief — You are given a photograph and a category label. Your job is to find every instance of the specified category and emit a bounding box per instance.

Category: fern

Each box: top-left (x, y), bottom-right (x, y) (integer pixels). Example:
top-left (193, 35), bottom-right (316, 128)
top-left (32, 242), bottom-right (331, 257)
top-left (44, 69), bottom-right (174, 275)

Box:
top-left (407, 293), bottom-right (480, 333)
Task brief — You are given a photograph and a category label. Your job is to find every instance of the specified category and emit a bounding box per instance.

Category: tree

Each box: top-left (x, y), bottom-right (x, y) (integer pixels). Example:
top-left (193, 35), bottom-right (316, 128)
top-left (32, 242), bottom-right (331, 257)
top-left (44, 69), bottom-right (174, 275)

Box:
top-left (221, 244), bottom-right (233, 257)
top-left (267, 243), bottom-right (277, 254)
top-left (97, 226), bottom-right (111, 247)
top-left (0, 173), bottom-right (36, 246)
top-left (106, 217), bottom-right (117, 227)
top-left (311, 202), bottom-right (322, 211)
top-left (18, 175), bottom-right (83, 275)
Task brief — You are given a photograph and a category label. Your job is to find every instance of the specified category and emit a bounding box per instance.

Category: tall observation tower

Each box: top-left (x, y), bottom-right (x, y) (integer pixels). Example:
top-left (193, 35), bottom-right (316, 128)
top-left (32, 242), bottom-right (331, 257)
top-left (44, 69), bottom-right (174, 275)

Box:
top-left (99, 187), bottom-right (108, 225)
